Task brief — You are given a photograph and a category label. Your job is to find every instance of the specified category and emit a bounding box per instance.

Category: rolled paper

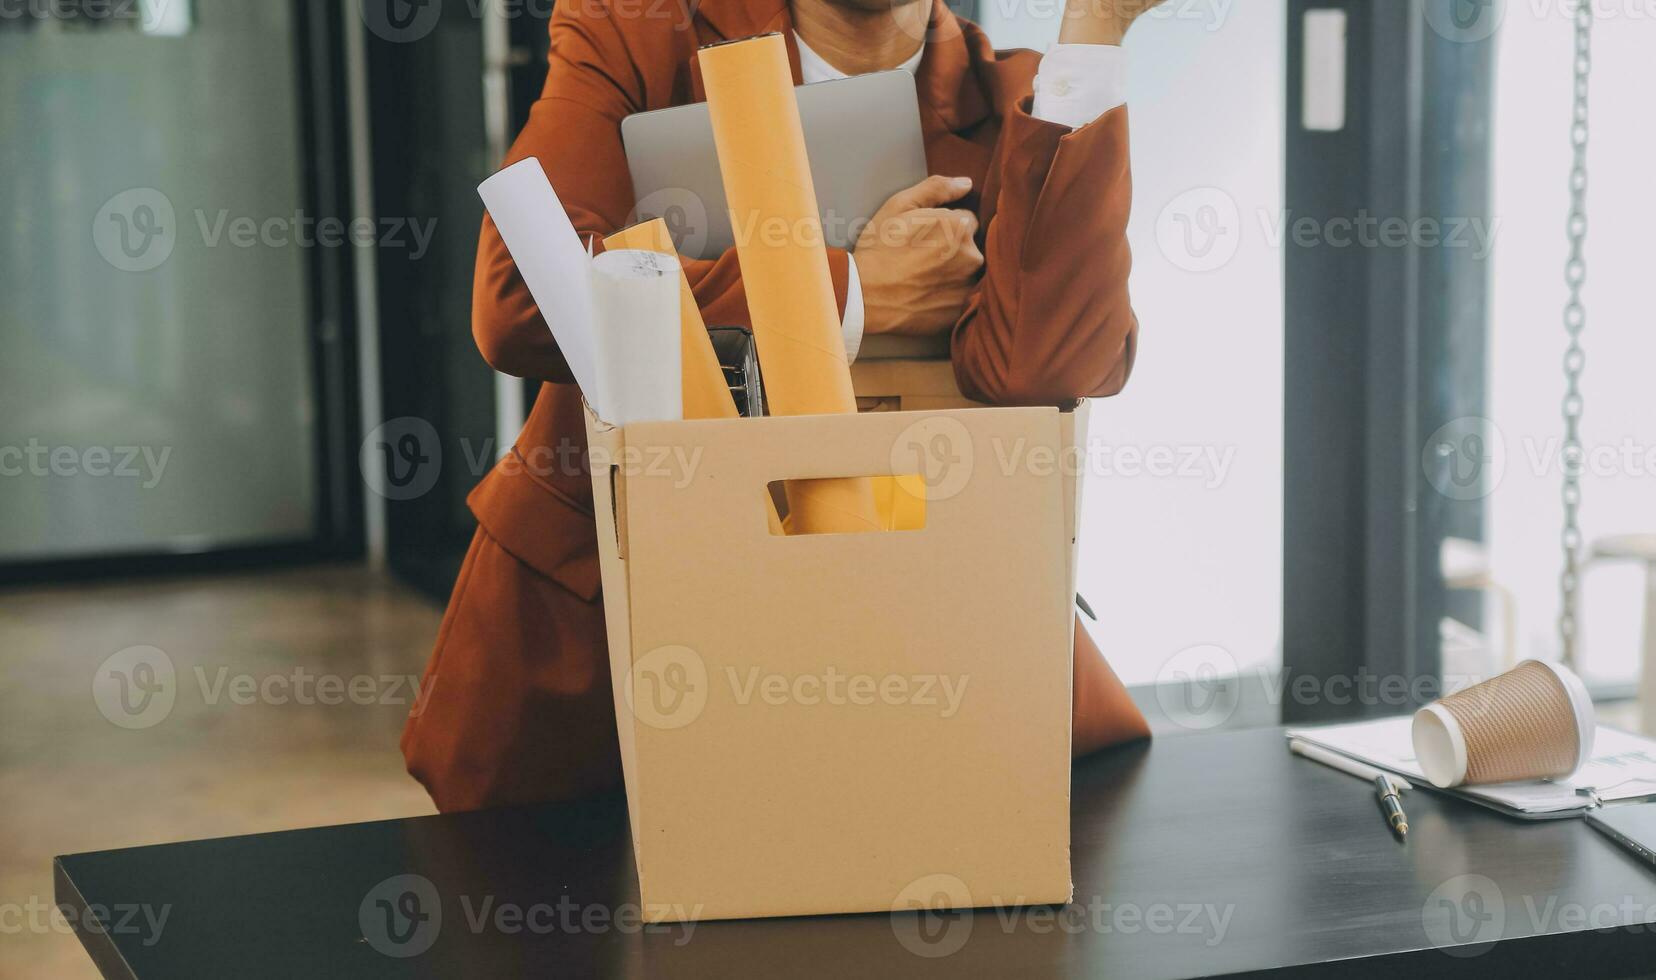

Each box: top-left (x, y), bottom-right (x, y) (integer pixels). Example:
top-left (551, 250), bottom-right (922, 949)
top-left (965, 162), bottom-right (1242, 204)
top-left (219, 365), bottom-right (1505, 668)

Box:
top-left (589, 249), bottom-right (682, 426)
top-left (699, 33), bottom-right (879, 535)
top-left (1412, 660), bottom-right (1595, 788)
top-left (604, 220), bottom-right (739, 423)
top-left (605, 218), bottom-right (785, 535)
top-left (477, 158), bottom-right (604, 411)
top-left (876, 474), bottom-right (928, 532)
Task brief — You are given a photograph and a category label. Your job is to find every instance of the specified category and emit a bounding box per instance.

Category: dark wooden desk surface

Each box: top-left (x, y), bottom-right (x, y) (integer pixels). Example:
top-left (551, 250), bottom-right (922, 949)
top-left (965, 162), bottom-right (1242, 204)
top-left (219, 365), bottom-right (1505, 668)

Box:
top-left (56, 727), bottom-right (1656, 979)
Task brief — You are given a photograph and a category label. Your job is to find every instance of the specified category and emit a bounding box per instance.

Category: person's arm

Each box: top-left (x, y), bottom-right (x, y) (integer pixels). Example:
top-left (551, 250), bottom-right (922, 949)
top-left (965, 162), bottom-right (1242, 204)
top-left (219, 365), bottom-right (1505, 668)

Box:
top-left (948, 2), bottom-right (1161, 406)
top-left (948, 100), bottom-right (1135, 405)
top-left (472, 2), bottom-right (857, 382)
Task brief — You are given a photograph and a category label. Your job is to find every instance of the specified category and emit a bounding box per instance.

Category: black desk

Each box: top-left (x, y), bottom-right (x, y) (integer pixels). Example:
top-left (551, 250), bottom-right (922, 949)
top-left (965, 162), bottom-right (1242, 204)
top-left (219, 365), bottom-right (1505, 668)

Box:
top-left (56, 727), bottom-right (1656, 978)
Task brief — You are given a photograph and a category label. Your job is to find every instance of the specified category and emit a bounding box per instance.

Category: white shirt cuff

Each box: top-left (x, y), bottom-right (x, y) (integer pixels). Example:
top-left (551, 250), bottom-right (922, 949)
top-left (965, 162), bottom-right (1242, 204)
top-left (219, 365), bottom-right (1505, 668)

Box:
top-left (1032, 43), bottom-right (1128, 130)
top-left (842, 252), bottom-right (865, 363)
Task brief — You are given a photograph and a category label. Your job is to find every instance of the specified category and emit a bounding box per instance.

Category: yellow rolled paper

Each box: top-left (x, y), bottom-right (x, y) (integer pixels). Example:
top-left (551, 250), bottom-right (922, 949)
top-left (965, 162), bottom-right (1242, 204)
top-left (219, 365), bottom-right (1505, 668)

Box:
top-left (875, 474), bottom-right (928, 532)
top-left (699, 32), bottom-right (879, 535)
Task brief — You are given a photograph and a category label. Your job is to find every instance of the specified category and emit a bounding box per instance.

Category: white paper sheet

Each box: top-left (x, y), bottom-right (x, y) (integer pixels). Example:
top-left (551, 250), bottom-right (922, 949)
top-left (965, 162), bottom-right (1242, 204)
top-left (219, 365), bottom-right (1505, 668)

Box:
top-left (1288, 717), bottom-right (1656, 816)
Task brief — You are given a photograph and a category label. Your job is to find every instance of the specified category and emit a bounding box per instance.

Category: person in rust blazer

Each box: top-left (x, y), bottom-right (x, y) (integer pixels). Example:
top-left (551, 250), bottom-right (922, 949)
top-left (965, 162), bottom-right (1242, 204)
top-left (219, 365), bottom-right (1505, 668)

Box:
top-left (403, 0), bottom-right (1160, 813)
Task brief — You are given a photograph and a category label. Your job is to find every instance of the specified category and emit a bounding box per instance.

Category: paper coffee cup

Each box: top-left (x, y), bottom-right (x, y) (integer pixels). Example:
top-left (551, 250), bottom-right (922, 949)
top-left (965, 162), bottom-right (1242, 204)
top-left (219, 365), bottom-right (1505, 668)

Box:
top-left (1411, 660), bottom-right (1595, 788)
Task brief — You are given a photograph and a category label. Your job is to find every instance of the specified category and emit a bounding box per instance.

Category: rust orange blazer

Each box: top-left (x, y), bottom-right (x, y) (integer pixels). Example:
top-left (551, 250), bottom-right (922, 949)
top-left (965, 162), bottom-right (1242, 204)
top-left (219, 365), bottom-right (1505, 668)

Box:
top-left (402, 0), bottom-right (1151, 814)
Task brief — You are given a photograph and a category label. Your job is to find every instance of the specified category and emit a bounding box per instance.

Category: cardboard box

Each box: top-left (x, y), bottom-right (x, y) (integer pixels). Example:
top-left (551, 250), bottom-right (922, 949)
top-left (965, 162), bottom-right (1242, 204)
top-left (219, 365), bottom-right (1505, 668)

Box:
top-left (850, 356), bottom-right (978, 412)
top-left (586, 404), bottom-right (1083, 922)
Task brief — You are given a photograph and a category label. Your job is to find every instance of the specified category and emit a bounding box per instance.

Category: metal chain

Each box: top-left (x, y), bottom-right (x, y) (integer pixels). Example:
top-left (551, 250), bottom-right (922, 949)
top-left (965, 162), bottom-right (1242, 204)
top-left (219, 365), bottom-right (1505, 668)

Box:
top-left (1559, 1), bottom-right (1593, 670)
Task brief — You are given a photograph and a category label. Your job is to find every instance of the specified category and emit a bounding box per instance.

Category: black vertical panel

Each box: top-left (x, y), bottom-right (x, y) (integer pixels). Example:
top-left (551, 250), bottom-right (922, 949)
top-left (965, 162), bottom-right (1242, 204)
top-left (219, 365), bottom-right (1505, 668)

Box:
top-left (1283, 0), bottom-right (1491, 722)
top-left (365, 3), bottom-right (497, 600)
top-left (297, 0), bottom-right (367, 558)
top-left (1420, 14), bottom-right (1495, 636)
top-left (1283, 0), bottom-right (1384, 723)
top-left (509, 4), bottom-right (555, 418)
top-left (509, 4), bottom-right (553, 122)
top-left (1357, 0), bottom-right (1426, 718)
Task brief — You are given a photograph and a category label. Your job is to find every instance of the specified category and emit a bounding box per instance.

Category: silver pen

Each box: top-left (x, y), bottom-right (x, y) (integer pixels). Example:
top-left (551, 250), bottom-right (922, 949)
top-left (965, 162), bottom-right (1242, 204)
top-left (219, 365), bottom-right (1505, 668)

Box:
top-left (1375, 774), bottom-right (1409, 839)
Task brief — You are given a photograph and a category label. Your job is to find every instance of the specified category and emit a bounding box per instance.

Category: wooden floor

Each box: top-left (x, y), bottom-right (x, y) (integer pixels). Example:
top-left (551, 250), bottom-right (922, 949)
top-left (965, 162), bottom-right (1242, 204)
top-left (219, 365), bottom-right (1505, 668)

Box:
top-left (0, 564), bottom-right (443, 979)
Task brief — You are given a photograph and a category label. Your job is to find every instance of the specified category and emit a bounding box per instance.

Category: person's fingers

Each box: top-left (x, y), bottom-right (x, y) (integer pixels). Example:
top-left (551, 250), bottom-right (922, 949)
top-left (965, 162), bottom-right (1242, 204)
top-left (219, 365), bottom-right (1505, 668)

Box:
top-left (944, 211), bottom-right (982, 264)
top-left (921, 219), bottom-right (983, 272)
top-left (901, 209), bottom-right (976, 252)
top-left (905, 207), bottom-right (974, 225)
top-left (879, 175), bottom-right (973, 217)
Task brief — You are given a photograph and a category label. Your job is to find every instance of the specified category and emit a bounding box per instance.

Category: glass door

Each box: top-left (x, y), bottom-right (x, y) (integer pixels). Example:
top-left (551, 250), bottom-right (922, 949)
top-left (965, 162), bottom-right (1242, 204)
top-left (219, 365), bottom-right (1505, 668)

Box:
top-left (0, 0), bottom-right (355, 568)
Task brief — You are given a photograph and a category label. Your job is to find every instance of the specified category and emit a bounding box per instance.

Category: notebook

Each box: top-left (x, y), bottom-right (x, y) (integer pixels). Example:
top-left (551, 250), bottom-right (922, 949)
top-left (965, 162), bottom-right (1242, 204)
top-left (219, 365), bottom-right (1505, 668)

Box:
top-left (1287, 716), bottom-right (1656, 820)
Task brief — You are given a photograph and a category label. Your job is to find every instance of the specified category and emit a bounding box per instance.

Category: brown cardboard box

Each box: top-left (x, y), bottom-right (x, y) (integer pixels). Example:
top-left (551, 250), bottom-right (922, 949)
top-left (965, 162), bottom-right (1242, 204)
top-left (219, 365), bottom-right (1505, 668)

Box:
top-left (850, 356), bottom-right (978, 412)
top-left (586, 404), bottom-right (1082, 922)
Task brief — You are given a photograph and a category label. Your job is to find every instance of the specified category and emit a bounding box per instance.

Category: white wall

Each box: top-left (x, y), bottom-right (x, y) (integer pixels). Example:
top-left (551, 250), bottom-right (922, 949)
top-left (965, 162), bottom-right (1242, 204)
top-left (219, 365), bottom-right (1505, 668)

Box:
top-left (979, 1), bottom-right (1287, 685)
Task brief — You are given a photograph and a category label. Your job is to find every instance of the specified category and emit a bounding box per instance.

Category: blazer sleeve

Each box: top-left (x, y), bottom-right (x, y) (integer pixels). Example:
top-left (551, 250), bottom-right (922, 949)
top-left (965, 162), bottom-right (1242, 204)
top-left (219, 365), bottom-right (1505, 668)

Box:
top-left (472, 3), bottom-right (852, 383)
top-left (951, 99), bottom-right (1138, 407)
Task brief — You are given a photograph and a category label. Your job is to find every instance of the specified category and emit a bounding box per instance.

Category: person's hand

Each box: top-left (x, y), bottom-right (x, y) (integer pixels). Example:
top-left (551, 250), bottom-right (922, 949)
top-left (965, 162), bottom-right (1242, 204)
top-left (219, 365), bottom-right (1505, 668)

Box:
top-left (1059, 0), bottom-right (1169, 45)
top-left (853, 175), bottom-right (984, 337)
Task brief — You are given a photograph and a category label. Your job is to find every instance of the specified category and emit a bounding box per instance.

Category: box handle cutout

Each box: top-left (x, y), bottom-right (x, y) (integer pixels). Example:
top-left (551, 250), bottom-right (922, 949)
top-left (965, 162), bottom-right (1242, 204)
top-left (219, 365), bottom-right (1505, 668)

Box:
top-left (765, 474), bottom-right (927, 536)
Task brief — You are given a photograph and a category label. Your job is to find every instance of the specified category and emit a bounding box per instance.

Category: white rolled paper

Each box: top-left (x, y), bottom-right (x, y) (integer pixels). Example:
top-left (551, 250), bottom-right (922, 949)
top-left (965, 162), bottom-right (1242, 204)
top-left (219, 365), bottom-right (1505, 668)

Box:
top-left (477, 158), bottom-right (603, 408)
top-left (477, 157), bottom-right (682, 426)
top-left (589, 249), bottom-right (683, 426)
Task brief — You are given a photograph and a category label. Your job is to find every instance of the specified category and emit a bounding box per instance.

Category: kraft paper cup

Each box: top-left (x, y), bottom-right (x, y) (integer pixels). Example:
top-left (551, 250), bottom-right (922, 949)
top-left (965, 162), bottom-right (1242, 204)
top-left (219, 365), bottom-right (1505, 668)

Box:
top-left (1412, 660), bottom-right (1595, 789)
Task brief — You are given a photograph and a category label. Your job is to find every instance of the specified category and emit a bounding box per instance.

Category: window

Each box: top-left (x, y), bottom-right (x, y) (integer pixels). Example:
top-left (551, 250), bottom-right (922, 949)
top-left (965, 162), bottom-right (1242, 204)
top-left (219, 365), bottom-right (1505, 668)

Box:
top-left (1487, 5), bottom-right (1656, 690)
top-left (980, 2), bottom-right (1288, 688)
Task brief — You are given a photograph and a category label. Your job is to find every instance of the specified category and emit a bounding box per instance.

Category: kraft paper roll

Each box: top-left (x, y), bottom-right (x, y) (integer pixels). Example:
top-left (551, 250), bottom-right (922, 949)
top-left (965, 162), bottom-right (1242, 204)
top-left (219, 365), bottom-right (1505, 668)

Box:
top-left (874, 474), bottom-right (927, 532)
top-left (589, 249), bottom-right (683, 426)
top-left (1412, 660), bottom-right (1595, 788)
top-left (699, 33), bottom-right (879, 536)
top-left (605, 219), bottom-right (784, 536)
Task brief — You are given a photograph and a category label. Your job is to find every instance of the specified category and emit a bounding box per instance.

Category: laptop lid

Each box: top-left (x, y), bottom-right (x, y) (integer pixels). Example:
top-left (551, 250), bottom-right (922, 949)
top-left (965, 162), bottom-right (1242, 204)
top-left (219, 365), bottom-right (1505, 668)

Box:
top-left (621, 69), bottom-right (929, 261)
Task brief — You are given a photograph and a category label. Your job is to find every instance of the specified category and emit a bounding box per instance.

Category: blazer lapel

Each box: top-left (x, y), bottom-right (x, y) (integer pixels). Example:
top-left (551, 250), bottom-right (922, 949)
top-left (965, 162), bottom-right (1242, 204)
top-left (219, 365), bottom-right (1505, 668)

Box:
top-left (912, 0), bottom-right (991, 139)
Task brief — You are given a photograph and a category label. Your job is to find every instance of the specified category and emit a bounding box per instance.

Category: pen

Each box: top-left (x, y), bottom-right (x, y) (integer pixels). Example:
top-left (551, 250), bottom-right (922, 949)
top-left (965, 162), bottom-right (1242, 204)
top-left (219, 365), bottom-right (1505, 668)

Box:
top-left (1375, 774), bottom-right (1409, 838)
top-left (1287, 739), bottom-right (1414, 792)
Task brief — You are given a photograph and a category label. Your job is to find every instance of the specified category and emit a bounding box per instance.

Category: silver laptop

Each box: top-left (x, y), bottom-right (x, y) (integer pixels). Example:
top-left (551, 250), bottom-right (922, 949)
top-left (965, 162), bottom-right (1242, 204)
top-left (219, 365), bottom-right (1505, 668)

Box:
top-left (621, 69), bottom-right (928, 261)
